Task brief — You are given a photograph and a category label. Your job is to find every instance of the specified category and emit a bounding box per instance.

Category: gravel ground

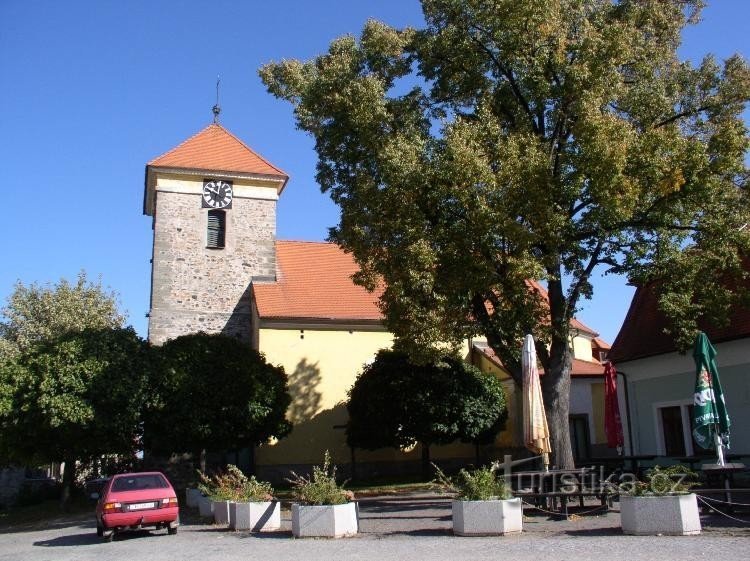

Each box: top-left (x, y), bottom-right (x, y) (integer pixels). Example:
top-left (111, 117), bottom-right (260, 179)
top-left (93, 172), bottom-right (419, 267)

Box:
top-left (1, 494), bottom-right (748, 561)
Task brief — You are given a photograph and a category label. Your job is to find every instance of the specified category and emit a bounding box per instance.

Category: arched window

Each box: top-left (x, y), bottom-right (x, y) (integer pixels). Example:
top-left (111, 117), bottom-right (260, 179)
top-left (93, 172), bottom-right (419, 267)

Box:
top-left (206, 210), bottom-right (226, 249)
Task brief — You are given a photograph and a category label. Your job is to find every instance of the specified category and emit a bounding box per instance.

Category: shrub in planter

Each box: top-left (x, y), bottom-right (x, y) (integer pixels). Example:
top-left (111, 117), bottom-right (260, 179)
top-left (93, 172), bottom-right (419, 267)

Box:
top-left (226, 468), bottom-right (280, 532)
top-left (288, 451), bottom-right (357, 538)
top-left (619, 465), bottom-right (701, 536)
top-left (434, 464), bottom-right (521, 536)
top-left (197, 466), bottom-right (241, 525)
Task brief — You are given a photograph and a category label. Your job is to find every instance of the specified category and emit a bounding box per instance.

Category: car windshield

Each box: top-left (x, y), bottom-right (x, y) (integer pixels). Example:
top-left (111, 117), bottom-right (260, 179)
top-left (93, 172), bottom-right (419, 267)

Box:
top-left (111, 474), bottom-right (169, 492)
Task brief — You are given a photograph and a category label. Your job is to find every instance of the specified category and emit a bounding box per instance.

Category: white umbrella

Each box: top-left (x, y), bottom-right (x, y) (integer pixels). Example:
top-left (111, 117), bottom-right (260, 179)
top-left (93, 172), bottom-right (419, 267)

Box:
top-left (522, 334), bottom-right (551, 471)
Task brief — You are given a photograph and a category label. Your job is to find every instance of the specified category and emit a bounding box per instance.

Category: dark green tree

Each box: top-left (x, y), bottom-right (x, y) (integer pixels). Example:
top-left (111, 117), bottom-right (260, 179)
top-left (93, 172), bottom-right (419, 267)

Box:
top-left (144, 332), bottom-right (292, 471)
top-left (261, 0), bottom-right (749, 467)
top-left (0, 328), bottom-right (149, 507)
top-left (346, 349), bottom-right (507, 476)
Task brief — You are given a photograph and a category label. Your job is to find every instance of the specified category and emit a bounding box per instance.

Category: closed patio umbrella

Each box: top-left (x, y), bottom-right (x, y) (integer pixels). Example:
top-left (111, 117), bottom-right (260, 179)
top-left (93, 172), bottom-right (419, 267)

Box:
top-left (603, 362), bottom-right (624, 452)
top-left (522, 334), bottom-right (551, 471)
top-left (692, 331), bottom-right (731, 465)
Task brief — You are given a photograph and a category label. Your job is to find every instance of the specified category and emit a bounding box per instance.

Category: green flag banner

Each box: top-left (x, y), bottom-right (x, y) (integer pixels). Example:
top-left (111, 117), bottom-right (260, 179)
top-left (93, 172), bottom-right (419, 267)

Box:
top-left (692, 332), bottom-right (731, 450)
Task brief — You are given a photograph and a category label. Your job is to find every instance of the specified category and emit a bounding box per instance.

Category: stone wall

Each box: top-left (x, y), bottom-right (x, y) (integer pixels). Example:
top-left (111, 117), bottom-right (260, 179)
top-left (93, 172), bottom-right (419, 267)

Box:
top-left (148, 190), bottom-right (276, 345)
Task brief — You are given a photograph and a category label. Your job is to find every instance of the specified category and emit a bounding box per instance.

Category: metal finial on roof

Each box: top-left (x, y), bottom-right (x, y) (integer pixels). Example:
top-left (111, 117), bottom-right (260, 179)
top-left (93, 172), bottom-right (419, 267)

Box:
top-left (212, 76), bottom-right (221, 123)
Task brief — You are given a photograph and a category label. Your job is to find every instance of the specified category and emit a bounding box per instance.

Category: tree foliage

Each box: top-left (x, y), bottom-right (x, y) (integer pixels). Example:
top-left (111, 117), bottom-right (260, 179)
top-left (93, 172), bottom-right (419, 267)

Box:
top-left (144, 333), bottom-right (292, 458)
top-left (261, 0), bottom-right (749, 467)
top-left (346, 350), bottom-right (507, 453)
top-left (0, 271), bottom-right (125, 360)
top-left (0, 328), bottom-right (149, 503)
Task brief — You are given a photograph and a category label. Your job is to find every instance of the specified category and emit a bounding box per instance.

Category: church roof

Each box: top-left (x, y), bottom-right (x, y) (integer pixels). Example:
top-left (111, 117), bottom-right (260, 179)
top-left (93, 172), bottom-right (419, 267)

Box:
top-left (252, 241), bottom-right (384, 322)
top-left (148, 123), bottom-right (288, 182)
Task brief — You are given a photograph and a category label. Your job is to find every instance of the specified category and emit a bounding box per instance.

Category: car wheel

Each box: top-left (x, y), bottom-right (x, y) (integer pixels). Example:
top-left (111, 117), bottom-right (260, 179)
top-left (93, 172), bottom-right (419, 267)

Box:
top-left (168, 526), bottom-right (178, 535)
top-left (96, 524), bottom-right (103, 537)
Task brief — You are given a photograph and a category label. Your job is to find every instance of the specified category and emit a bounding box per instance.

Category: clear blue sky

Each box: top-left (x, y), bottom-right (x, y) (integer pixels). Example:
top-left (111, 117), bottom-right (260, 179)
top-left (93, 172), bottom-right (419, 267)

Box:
top-left (1, 1), bottom-right (747, 345)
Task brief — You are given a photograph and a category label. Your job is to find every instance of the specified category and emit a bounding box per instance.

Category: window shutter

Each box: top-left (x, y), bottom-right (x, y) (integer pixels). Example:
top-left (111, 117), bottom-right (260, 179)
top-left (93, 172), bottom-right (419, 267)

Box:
top-left (207, 210), bottom-right (226, 248)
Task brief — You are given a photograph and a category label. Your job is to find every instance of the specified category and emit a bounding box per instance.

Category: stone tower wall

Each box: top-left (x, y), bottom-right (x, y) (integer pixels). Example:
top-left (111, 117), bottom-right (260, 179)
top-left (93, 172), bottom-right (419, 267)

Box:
top-left (148, 183), bottom-right (276, 345)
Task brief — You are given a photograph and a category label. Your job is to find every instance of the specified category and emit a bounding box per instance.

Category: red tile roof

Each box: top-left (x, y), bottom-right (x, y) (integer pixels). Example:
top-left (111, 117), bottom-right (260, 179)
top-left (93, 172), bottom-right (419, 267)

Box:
top-left (609, 280), bottom-right (750, 363)
top-left (473, 342), bottom-right (606, 377)
top-left (254, 242), bottom-right (610, 339)
top-left (148, 123), bottom-right (288, 181)
top-left (253, 241), bottom-right (384, 321)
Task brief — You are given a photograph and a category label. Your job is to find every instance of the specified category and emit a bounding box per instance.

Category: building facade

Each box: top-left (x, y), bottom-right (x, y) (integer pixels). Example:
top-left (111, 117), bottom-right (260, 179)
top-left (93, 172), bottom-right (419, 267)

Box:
top-left (145, 123), bottom-right (614, 477)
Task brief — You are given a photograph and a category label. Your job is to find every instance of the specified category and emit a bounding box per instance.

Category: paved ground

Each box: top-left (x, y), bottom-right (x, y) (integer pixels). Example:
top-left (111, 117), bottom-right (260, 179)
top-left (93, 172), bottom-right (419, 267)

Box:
top-left (1, 494), bottom-right (748, 561)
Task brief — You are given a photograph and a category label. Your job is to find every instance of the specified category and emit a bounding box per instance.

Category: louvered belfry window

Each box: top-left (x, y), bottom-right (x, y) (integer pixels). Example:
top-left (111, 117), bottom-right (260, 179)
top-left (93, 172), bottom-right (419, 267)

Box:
top-left (207, 210), bottom-right (226, 249)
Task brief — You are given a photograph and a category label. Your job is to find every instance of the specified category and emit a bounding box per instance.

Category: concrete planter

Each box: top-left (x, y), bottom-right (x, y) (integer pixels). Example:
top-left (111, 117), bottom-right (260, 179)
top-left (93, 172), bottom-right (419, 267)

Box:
top-left (620, 494), bottom-right (701, 535)
top-left (452, 498), bottom-right (523, 536)
top-left (197, 494), bottom-right (214, 518)
top-left (229, 501), bottom-right (281, 532)
top-left (212, 500), bottom-right (231, 525)
top-left (291, 502), bottom-right (358, 538)
top-left (185, 488), bottom-right (202, 508)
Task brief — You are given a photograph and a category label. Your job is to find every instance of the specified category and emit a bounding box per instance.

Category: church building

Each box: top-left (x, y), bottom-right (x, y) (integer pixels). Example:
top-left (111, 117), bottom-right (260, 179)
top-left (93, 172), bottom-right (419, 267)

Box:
top-left (144, 122), bottom-right (614, 478)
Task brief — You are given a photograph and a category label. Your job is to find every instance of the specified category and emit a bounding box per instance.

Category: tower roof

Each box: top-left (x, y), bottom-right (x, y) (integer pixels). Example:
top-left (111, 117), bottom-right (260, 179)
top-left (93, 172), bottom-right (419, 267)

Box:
top-left (148, 123), bottom-right (288, 179)
top-left (144, 123), bottom-right (289, 215)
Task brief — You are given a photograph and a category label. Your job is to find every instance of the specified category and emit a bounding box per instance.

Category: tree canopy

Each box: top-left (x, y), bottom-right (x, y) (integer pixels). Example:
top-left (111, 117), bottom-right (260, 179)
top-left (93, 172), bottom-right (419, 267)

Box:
top-left (261, 0), bottom-right (749, 467)
top-left (0, 327), bottom-right (149, 504)
top-left (0, 271), bottom-right (125, 360)
top-left (144, 332), bottom-right (292, 463)
top-left (346, 349), bottom-right (507, 468)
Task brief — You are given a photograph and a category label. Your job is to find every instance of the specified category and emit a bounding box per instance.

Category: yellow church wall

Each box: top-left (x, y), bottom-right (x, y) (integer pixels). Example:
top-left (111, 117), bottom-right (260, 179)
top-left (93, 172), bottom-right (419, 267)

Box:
top-left (254, 326), bottom-right (604, 472)
top-left (255, 326), bottom-right (395, 466)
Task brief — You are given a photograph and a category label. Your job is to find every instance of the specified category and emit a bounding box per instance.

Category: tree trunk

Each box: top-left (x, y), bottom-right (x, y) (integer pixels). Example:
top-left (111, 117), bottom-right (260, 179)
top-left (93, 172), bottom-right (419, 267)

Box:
top-left (199, 448), bottom-right (207, 473)
top-left (420, 442), bottom-right (431, 480)
top-left (542, 343), bottom-right (575, 469)
top-left (542, 277), bottom-right (576, 470)
top-left (60, 457), bottom-right (75, 511)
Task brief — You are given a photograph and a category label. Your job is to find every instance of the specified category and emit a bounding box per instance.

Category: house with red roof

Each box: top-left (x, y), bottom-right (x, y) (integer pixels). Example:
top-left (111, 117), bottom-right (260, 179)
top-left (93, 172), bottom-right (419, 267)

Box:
top-left (144, 122), bottom-right (614, 477)
top-left (609, 283), bottom-right (750, 461)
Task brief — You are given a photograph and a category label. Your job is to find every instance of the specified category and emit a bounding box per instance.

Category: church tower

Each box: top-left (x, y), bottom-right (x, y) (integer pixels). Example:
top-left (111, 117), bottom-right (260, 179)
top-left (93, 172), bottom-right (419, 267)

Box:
top-left (143, 124), bottom-right (288, 344)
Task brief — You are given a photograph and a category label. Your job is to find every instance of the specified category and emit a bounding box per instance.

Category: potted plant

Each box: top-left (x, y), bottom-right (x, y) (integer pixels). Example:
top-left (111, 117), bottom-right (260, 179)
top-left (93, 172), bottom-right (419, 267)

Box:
top-left (619, 465), bottom-right (701, 536)
top-left (223, 466), bottom-right (280, 532)
top-left (288, 451), bottom-right (357, 538)
top-left (433, 464), bottom-right (521, 536)
top-left (197, 469), bottom-right (234, 525)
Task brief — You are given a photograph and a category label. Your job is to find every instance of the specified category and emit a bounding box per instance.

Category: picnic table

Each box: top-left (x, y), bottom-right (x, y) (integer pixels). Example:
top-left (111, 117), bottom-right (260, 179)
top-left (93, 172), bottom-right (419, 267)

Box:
top-left (509, 467), bottom-right (612, 515)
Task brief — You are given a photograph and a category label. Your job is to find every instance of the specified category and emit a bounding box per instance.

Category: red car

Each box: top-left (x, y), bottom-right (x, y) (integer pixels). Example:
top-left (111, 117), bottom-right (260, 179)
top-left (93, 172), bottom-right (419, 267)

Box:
top-left (95, 472), bottom-right (179, 541)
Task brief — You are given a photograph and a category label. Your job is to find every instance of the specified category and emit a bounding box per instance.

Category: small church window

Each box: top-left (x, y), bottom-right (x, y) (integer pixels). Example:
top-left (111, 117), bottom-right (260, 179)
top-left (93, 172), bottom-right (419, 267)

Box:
top-left (207, 210), bottom-right (226, 249)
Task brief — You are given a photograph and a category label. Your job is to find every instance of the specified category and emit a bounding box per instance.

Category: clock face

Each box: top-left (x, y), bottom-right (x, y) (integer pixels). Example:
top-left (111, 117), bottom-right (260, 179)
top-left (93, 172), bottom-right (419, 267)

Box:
top-left (202, 179), bottom-right (233, 209)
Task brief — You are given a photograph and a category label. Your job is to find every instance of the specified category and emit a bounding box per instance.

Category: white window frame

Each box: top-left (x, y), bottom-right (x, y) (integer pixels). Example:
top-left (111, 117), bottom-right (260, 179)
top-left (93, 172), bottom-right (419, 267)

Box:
top-left (652, 399), bottom-right (694, 457)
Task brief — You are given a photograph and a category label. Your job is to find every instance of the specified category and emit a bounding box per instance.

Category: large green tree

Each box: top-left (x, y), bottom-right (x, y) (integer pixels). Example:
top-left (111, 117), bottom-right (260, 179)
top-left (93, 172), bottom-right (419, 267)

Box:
top-left (0, 328), bottom-right (149, 506)
top-left (0, 271), bottom-right (125, 360)
top-left (144, 333), bottom-right (292, 471)
top-left (347, 349), bottom-right (507, 475)
top-left (260, 0), bottom-right (749, 467)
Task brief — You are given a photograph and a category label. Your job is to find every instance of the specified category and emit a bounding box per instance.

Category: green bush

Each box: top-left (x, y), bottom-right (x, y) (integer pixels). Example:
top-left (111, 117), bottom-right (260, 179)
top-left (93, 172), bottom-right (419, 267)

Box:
top-left (287, 451), bottom-right (354, 506)
top-left (432, 464), bottom-right (512, 501)
top-left (620, 465), bottom-right (698, 496)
